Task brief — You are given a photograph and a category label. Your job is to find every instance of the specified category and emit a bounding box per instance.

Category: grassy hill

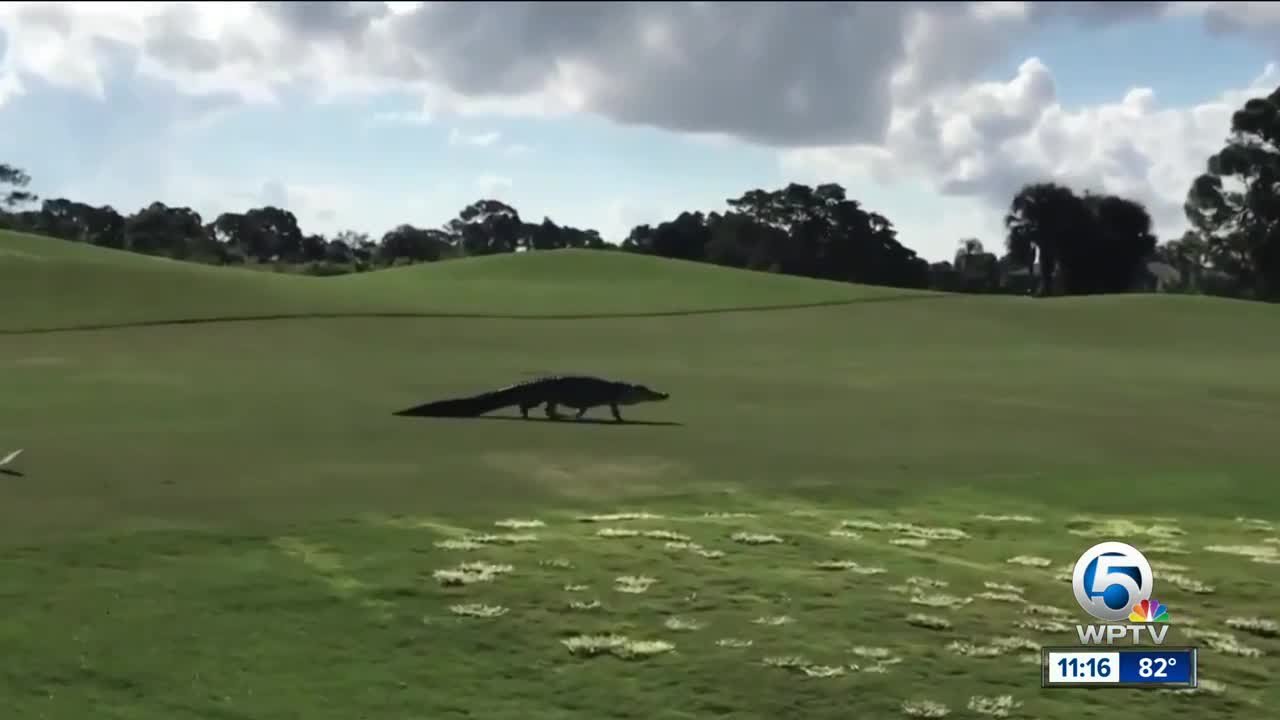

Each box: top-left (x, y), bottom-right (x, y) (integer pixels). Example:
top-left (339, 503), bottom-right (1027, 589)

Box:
top-left (0, 230), bottom-right (929, 332)
top-left (2, 231), bottom-right (1279, 719)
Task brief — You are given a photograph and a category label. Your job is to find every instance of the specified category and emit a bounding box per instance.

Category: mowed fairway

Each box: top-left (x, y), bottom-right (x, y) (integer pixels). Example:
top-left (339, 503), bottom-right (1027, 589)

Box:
top-left (2, 229), bottom-right (1279, 719)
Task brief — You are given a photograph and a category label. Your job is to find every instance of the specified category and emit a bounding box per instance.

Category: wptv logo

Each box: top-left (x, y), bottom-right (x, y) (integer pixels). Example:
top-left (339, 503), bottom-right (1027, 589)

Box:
top-left (1072, 541), bottom-right (1173, 645)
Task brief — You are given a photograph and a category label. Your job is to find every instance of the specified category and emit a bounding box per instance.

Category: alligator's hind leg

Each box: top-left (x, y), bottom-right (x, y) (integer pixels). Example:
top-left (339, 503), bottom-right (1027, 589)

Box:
top-left (545, 402), bottom-right (563, 420)
top-left (574, 407), bottom-right (588, 420)
top-left (519, 403), bottom-right (534, 419)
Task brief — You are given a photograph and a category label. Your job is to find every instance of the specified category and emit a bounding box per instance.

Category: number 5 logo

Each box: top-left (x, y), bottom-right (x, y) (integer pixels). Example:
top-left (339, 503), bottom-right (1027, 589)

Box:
top-left (1072, 541), bottom-right (1154, 622)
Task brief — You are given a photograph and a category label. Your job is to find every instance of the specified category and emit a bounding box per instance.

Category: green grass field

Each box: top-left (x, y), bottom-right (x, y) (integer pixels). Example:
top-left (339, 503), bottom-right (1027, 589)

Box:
top-left (2, 228), bottom-right (1278, 719)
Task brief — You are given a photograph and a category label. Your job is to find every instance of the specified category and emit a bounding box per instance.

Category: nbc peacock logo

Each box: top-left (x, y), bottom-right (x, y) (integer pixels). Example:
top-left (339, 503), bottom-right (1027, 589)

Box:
top-left (1129, 598), bottom-right (1171, 624)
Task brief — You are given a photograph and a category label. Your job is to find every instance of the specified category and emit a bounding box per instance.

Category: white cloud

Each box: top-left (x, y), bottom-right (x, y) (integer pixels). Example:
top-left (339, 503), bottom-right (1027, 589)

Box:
top-left (781, 58), bottom-right (1280, 256)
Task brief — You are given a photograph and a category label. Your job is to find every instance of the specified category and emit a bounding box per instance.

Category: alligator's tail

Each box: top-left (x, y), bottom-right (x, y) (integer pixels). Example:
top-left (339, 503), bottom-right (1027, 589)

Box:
top-left (394, 385), bottom-right (525, 417)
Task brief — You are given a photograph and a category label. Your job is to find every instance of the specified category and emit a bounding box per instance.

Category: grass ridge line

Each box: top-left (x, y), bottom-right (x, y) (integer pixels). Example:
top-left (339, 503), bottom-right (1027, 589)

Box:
top-left (0, 293), bottom-right (946, 335)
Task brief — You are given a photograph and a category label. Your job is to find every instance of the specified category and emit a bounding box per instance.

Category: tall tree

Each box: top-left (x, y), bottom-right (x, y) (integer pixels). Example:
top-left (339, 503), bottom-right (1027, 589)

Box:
top-left (1185, 85), bottom-right (1280, 300)
top-left (379, 224), bottom-right (452, 263)
top-left (1005, 183), bottom-right (1155, 295)
top-left (1005, 182), bottom-right (1084, 295)
top-left (125, 203), bottom-right (215, 259)
top-left (449, 199), bottom-right (525, 255)
top-left (1080, 192), bottom-right (1157, 293)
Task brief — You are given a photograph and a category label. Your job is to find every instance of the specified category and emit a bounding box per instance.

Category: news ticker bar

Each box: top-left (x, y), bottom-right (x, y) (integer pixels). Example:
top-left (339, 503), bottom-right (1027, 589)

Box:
top-left (1041, 646), bottom-right (1197, 689)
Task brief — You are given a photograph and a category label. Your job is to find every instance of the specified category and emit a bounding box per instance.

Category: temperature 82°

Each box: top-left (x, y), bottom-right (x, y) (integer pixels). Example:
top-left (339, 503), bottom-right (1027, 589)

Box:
top-left (1119, 651), bottom-right (1193, 684)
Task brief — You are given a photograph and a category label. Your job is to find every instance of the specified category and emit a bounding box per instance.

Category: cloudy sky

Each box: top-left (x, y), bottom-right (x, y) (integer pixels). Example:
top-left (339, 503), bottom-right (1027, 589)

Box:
top-left (1, 1), bottom-right (1277, 261)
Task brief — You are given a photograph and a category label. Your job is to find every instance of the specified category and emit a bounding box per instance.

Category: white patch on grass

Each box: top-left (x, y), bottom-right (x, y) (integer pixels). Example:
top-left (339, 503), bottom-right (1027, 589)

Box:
top-left (1204, 544), bottom-right (1279, 565)
top-left (983, 581), bottom-right (1025, 594)
top-left (762, 655), bottom-right (809, 669)
top-left (907, 577), bottom-right (949, 589)
top-left (731, 532), bottom-right (785, 545)
top-left (568, 600), bottom-right (602, 611)
top-left (1225, 617), bottom-right (1279, 638)
top-left (468, 533), bottom-right (539, 545)
top-left (1066, 518), bottom-right (1183, 539)
top-left (449, 603), bottom-right (508, 618)
top-left (716, 638), bottom-right (753, 648)
top-left (910, 593), bottom-right (972, 609)
top-left (966, 695), bottom-right (1022, 717)
top-left (434, 539), bottom-right (483, 550)
top-left (1147, 543), bottom-right (1190, 555)
top-left (841, 520), bottom-right (889, 531)
top-left (642, 529), bottom-right (692, 542)
top-left (563, 584), bottom-right (589, 592)
top-left (815, 560), bottom-right (886, 574)
top-left (1182, 628), bottom-right (1265, 657)
top-left (560, 634), bottom-right (673, 659)
top-left (1006, 555), bottom-right (1052, 568)
top-left (661, 540), bottom-right (726, 560)
top-left (902, 699), bottom-right (951, 718)
top-left (800, 665), bottom-right (846, 678)
top-left (615, 640), bottom-right (675, 659)
top-left (1162, 572), bottom-right (1216, 594)
top-left (1235, 517), bottom-right (1275, 532)
top-left (494, 518), bottom-right (545, 529)
top-left (663, 616), bottom-right (705, 631)
top-left (614, 575), bottom-right (658, 593)
top-left (828, 528), bottom-right (863, 539)
top-left (703, 512), bottom-right (758, 519)
top-left (894, 523), bottom-right (969, 541)
top-left (596, 528), bottom-right (640, 538)
top-left (891, 538), bottom-right (930, 548)
top-left (947, 637), bottom-right (1037, 658)
top-left (974, 591), bottom-right (1024, 603)
top-left (432, 561), bottom-right (515, 586)
top-left (1023, 604), bottom-right (1072, 619)
top-left (577, 512), bottom-right (665, 523)
top-left (975, 514), bottom-right (1040, 524)
top-left (906, 613), bottom-right (952, 630)
top-left (539, 558), bottom-right (574, 569)
top-left (851, 646), bottom-right (900, 663)
top-left (1152, 562), bottom-right (1190, 573)
top-left (752, 615), bottom-right (795, 626)
top-left (562, 634), bottom-right (627, 656)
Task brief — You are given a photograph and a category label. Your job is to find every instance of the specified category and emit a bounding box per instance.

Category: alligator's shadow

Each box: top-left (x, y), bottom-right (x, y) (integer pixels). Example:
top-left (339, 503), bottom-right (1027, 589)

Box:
top-left (393, 409), bottom-right (682, 427)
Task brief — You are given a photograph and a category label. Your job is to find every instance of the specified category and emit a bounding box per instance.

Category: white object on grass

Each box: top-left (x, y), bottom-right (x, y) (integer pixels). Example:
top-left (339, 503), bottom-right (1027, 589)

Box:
top-left (0, 449), bottom-right (22, 466)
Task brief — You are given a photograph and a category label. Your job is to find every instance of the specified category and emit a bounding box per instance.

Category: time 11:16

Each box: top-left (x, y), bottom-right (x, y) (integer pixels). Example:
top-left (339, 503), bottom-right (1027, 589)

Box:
top-left (1059, 657), bottom-right (1112, 677)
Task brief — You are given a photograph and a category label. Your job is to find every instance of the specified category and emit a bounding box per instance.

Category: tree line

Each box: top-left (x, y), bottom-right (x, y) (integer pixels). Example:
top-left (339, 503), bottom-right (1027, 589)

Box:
top-left (3, 86), bottom-right (1280, 300)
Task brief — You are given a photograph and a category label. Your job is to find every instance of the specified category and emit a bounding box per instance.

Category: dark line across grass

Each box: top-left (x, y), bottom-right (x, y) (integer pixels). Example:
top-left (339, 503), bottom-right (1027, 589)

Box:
top-left (0, 292), bottom-right (950, 335)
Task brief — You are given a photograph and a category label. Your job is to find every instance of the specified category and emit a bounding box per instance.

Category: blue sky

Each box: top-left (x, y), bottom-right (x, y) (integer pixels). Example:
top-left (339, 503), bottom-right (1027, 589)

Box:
top-left (0, 2), bottom-right (1276, 261)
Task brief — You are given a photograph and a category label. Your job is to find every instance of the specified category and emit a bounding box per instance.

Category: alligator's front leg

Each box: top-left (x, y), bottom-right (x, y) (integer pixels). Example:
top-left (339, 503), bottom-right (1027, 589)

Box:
top-left (545, 402), bottom-right (563, 420)
top-left (610, 403), bottom-right (623, 423)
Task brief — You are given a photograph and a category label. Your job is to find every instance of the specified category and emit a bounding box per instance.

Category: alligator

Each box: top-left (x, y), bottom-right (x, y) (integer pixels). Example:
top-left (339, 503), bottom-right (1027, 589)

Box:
top-left (395, 375), bottom-right (669, 422)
